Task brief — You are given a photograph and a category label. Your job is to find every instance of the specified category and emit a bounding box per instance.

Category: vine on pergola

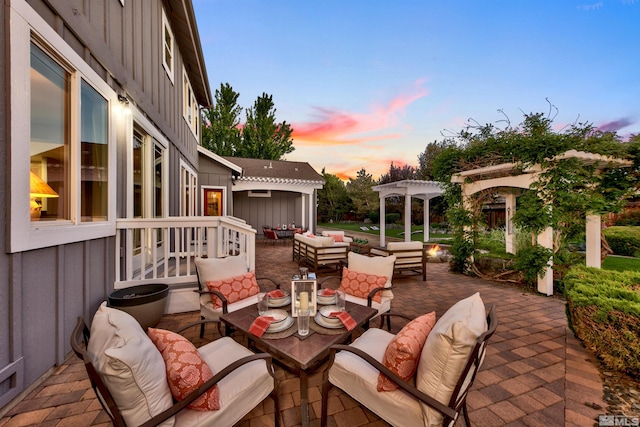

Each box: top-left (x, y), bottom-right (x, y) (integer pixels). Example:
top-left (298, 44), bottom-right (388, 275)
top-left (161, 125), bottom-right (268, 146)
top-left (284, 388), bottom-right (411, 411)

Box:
top-left (432, 108), bottom-right (640, 284)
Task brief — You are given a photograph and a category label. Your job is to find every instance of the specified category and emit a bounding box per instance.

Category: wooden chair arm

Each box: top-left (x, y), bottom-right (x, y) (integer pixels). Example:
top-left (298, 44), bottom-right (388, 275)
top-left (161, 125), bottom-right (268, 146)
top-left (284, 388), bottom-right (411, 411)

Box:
top-left (256, 277), bottom-right (281, 291)
top-left (317, 276), bottom-right (341, 288)
top-left (366, 286), bottom-right (393, 306)
top-left (193, 288), bottom-right (229, 313)
top-left (140, 353), bottom-right (275, 427)
top-left (327, 344), bottom-right (457, 420)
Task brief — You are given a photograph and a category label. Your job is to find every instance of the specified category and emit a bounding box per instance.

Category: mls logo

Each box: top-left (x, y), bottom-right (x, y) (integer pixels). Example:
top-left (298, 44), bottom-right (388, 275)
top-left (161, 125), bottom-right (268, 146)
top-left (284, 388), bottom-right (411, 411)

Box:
top-left (600, 415), bottom-right (640, 426)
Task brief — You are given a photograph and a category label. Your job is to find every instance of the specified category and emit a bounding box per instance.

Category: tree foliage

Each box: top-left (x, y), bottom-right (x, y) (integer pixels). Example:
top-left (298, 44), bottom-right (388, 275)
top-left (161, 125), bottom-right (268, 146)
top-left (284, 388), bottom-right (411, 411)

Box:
top-left (201, 85), bottom-right (294, 160)
top-left (346, 168), bottom-right (379, 221)
top-left (377, 162), bottom-right (418, 185)
top-left (317, 169), bottom-right (351, 222)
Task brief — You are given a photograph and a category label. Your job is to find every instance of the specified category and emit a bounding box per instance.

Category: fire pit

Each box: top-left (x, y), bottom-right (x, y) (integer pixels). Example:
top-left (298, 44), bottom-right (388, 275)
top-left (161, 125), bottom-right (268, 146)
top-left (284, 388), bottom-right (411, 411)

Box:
top-left (426, 244), bottom-right (452, 263)
top-left (108, 283), bottom-right (169, 329)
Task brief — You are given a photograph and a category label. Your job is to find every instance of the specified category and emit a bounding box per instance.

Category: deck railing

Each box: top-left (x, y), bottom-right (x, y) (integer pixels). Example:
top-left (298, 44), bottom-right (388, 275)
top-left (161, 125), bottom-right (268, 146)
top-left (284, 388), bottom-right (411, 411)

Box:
top-left (115, 216), bottom-right (256, 291)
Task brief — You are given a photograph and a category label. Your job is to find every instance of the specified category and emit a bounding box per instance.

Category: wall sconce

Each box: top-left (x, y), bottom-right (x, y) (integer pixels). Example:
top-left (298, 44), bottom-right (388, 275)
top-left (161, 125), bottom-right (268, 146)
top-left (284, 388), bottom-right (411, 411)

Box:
top-left (30, 171), bottom-right (59, 220)
top-left (118, 94), bottom-right (131, 115)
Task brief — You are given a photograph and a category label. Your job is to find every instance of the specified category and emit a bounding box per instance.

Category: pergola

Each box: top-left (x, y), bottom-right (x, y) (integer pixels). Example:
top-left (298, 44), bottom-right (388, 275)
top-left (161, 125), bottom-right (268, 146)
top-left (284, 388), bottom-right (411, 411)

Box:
top-left (451, 149), bottom-right (633, 296)
top-left (372, 180), bottom-right (445, 247)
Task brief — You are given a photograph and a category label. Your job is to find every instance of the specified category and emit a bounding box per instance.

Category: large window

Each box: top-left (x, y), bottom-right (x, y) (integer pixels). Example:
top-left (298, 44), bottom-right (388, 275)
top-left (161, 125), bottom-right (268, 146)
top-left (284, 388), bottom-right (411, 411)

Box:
top-left (162, 9), bottom-right (174, 83)
top-left (180, 161), bottom-right (198, 216)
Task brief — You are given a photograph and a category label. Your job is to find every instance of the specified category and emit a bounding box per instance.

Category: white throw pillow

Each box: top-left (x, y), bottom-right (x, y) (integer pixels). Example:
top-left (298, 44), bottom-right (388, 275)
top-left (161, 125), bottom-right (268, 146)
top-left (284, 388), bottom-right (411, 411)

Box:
top-left (347, 251), bottom-right (396, 289)
top-left (416, 292), bottom-right (487, 426)
top-left (88, 302), bottom-right (174, 426)
top-left (195, 255), bottom-right (249, 284)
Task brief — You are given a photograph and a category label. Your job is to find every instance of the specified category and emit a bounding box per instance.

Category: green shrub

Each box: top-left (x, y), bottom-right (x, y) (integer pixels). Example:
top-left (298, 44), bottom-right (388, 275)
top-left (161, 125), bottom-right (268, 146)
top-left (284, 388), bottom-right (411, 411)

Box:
top-left (385, 213), bottom-right (401, 224)
top-left (564, 266), bottom-right (640, 377)
top-left (603, 226), bottom-right (640, 257)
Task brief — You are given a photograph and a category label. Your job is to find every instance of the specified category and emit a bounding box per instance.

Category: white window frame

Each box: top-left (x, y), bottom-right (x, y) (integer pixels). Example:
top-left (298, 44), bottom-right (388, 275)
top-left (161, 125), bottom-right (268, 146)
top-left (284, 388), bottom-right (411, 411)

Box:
top-left (162, 8), bottom-right (174, 84)
top-left (125, 104), bottom-right (170, 219)
top-left (180, 160), bottom-right (198, 216)
top-left (248, 190), bottom-right (272, 198)
top-left (182, 68), bottom-right (199, 138)
top-left (8, 1), bottom-right (117, 253)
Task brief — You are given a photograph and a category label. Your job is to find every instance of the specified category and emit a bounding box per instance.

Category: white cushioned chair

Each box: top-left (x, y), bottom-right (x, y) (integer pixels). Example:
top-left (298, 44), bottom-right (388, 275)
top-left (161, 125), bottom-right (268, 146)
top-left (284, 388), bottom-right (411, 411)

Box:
top-left (72, 302), bottom-right (279, 427)
top-left (194, 254), bottom-right (280, 337)
top-left (320, 293), bottom-right (497, 427)
top-left (370, 241), bottom-right (427, 281)
top-left (318, 251), bottom-right (396, 329)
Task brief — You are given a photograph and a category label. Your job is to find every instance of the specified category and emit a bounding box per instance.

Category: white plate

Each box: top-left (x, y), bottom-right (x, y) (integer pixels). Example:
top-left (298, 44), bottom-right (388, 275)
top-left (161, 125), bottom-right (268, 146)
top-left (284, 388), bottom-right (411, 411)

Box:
top-left (319, 305), bottom-right (343, 321)
top-left (317, 291), bottom-right (337, 305)
top-left (266, 314), bottom-right (294, 333)
top-left (314, 312), bottom-right (344, 329)
top-left (263, 309), bottom-right (288, 325)
top-left (268, 295), bottom-right (291, 308)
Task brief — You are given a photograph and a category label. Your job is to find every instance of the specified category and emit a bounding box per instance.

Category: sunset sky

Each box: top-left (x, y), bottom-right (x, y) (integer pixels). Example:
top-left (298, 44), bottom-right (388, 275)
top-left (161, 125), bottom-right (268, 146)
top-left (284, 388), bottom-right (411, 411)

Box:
top-left (192, 0), bottom-right (640, 180)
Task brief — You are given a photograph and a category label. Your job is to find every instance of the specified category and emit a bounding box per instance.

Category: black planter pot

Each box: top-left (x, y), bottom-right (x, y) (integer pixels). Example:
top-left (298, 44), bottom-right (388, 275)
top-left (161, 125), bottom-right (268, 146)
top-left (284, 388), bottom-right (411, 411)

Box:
top-left (108, 284), bottom-right (169, 329)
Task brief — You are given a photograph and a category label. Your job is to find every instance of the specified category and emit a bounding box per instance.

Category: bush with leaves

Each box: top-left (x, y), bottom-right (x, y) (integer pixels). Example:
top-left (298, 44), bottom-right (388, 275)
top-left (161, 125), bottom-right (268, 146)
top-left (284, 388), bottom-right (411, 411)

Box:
top-left (603, 226), bottom-right (640, 257)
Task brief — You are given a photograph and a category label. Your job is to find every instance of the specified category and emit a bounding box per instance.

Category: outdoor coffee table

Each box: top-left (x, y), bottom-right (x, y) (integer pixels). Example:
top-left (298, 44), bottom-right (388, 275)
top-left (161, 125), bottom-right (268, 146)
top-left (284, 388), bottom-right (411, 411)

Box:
top-left (220, 301), bottom-right (377, 427)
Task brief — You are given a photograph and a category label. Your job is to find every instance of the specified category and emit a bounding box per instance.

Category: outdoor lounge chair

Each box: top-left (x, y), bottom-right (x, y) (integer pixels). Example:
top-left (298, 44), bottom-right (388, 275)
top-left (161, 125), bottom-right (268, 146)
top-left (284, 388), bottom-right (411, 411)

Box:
top-left (194, 254), bottom-right (281, 337)
top-left (71, 303), bottom-right (280, 427)
top-left (321, 293), bottom-right (497, 427)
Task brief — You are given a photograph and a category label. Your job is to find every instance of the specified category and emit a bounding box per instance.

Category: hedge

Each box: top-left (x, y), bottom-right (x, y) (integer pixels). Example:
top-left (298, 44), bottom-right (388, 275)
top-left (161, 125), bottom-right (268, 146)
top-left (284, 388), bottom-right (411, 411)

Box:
top-left (603, 226), bottom-right (640, 257)
top-left (564, 265), bottom-right (640, 378)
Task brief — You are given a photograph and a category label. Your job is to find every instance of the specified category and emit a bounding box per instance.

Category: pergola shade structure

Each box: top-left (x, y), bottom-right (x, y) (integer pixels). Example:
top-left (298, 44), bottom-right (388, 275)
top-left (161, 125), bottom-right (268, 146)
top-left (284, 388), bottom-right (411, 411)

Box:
top-left (451, 149), bottom-right (633, 296)
top-left (372, 180), bottom-right (445, 247)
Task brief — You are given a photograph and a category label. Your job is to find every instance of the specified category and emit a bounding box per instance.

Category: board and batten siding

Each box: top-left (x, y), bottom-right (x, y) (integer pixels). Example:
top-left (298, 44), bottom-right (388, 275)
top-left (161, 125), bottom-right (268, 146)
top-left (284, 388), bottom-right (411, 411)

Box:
top-left (0, 0), bottom-right (203, 409)
top-left (198, 156), bottom-right (235, 216)
top-left (233, 191), bottom-right (303, 232)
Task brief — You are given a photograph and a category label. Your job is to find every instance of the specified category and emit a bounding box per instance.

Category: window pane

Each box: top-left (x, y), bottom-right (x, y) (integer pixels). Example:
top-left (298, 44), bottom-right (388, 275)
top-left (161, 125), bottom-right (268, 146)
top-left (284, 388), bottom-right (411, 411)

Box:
top-left (81, 80), bottom-right (108, 222)
top-left (30, 43), bottom-right (69, 221)
top-left (133, 130), bottom-right (144, 218)
top-left (154, 144), bottom-right (163, 218)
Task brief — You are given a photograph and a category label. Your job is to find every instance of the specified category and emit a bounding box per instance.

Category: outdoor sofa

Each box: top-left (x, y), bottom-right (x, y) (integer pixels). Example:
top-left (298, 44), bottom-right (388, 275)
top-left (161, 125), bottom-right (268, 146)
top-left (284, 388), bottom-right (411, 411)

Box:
top-left (293, 233), bottom-right (350, 271)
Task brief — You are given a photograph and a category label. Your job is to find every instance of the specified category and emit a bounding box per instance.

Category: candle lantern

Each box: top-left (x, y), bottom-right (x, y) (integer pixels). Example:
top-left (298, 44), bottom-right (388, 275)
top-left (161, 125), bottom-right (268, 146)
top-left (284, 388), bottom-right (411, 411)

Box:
top-left (291, 277), bottom-right (317, 317)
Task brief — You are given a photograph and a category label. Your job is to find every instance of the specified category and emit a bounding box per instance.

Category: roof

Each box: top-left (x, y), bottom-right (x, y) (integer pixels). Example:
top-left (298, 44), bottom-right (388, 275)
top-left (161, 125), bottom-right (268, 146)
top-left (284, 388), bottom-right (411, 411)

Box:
top-left (197, 146), bottom-right (242, 174)
top-left (166, 0), bottom-right (212, 107)
top-left (223, 157), bottom-right (325, 185)
top-left (372, 179), bottom-right (445, 199)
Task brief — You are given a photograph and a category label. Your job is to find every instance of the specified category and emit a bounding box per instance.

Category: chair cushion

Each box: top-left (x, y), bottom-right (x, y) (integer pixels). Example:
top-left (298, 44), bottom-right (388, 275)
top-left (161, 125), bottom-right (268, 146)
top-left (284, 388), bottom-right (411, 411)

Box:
top-left (325, 232), bottom-right (344, 242)
top-left (147, 328), bottom-right (220, 411)
top-left (88, 302), bottom-right (174, 427)
top-left (416, 292), bottom-right (487, 425)
top-left (339, 267), bottom-right (386, 303)
top-left (174, 337), bottom-right (275, 426)
top-left (328, 328), bottom-right (423, 426)
top-left (347, 252), bottom-right (396, 298)
top-left (195, 255), bottom-right (248, 285)
top-left (378, 311), bottom-right (436, 391)
top-left (206, 272), bottom-right (260, 309)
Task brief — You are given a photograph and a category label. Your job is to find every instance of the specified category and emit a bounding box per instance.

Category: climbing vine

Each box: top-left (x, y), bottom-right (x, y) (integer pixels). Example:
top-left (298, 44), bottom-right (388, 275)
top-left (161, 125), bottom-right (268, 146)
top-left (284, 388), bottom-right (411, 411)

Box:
top-left (433, 107), bottom-right (640, 285)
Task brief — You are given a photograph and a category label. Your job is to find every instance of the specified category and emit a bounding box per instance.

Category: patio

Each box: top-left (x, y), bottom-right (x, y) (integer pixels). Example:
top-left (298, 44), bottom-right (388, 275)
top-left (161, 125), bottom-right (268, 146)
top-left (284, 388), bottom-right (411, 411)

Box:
top-left (0, 239), bottom-right (607, 426)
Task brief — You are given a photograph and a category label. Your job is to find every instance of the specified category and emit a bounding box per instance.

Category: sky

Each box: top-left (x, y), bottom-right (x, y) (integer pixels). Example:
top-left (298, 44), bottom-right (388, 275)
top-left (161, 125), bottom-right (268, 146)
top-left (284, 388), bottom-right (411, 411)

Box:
top-left (192, 0), bottom-right (640, 181)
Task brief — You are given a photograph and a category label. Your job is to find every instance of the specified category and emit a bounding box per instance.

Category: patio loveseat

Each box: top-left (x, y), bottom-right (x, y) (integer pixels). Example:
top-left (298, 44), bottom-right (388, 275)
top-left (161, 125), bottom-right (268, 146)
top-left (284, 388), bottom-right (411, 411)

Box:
top-left (293, 233), bottom-right (350, 271)
top-left (370, 241), bottom-right (427, 281)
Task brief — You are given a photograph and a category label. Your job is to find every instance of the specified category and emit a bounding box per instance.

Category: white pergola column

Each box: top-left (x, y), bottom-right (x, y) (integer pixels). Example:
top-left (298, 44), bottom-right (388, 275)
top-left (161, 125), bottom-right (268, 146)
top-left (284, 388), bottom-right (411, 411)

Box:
top-left (379, 196), bottom-right (386, 247)
top-left (307, 193), bottom-right (314, 232)
top-left (300, 193), bottom-right (307, 230)
top-left (586, 214), bottom-right (601, 268)
top-left (537, 226), bottom-right (554, 296)
top-left (505, 193), bottom-right (516, 254)
top-left (423, 198), bottom-right (430, 243)
top-left (404, 195), bottom-right (411, 242)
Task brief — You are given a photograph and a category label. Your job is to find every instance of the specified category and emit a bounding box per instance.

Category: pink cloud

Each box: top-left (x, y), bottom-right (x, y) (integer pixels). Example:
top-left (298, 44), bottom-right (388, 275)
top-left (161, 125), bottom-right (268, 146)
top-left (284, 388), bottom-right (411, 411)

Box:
top-left (596, 117), bottom-right (634, 133)
top-left (291, 80), bottom-right (429, 146)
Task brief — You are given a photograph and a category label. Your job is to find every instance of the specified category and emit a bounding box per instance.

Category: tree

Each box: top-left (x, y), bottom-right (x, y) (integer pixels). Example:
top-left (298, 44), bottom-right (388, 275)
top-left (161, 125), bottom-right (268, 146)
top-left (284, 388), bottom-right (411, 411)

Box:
top-left (417, 139), bottom-right (457, 180)
top-left (377, 162), bottom-right (418, 185)
top-left (346, 168), bottom-right (379, 221)
top-left (317, 169), bottom-right (350, 222)
top-left (201, 83), bottom-right (242, 156)
top-left (239, 93), bottom-right (294, 160)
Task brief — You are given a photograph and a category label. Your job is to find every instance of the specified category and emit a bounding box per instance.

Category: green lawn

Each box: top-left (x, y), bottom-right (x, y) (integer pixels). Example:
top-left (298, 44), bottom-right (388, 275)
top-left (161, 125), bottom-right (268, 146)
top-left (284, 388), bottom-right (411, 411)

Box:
top-left (318, 222), bottom-right (451, 242)
top-left (602, 255), bottom-right (640, 272)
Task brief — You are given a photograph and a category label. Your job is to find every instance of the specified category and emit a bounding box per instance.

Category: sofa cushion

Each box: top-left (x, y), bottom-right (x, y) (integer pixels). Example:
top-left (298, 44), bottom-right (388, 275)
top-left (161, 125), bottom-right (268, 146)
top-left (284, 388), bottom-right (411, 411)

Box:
top-left (206, 271), bottom-right (260, 309)
top-left (88, 302), bottom-right (174, 427)
top-left (148, 328), bottom-right (220, 411)
top-left (339, 267), bottom-right (386, 303)
top-left (416, 292), bottom-right (487, 425)
top-left (377, 311), bottom-right (436, 391)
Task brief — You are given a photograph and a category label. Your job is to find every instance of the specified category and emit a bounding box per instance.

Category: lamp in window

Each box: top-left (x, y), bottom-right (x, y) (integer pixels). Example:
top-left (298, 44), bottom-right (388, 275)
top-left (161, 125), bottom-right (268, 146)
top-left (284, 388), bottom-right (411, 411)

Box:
top-left (30, 171), bottom-right (58, 220)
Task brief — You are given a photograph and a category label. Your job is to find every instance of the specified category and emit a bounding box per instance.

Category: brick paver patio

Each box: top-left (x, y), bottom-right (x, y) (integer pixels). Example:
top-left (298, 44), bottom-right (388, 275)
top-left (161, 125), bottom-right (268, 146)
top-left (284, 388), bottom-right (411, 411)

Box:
top-left (0, 236), bottom-right (607, 426)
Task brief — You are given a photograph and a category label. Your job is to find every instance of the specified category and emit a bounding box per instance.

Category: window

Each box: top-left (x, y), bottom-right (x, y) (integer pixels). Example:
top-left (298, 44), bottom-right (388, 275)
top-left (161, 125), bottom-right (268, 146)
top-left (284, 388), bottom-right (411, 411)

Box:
top-left (8, 1), bottom-right (117, 252)
top-left (162, 9), bottom-right (174, 83)
top-left (183, 69), bottom-right (199, 137)
top-left (180, 161), bottom-right (198, 216)
top-left (248, 190), bottom-right (272, 198)
top-left (202, 187), bottom-right (226, 216)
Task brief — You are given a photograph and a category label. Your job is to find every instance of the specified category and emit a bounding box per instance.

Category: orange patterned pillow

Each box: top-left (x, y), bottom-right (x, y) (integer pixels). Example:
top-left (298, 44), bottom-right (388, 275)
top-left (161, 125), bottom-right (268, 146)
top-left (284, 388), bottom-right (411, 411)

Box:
top-left (338, 267), bottom-right (386, 303)
top-left (327, 233), bottom-right (344, 242)
top-left (147, 328), bottom-right (220, 410)
top-left (377, 311), bottom-right (437, 392)
top-left (206, 271), bottom-right (260, 309)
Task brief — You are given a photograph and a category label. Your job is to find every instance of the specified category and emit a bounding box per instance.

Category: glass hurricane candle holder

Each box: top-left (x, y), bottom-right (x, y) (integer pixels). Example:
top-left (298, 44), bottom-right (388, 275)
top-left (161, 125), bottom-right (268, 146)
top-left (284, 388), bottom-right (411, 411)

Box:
top-left (291, 278), bottom-right (317, 317)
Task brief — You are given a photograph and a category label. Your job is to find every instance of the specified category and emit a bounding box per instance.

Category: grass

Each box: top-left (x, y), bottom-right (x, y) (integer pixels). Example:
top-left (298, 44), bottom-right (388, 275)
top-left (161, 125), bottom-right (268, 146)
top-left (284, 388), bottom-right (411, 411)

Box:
top-left (318, 222), bottom-right (451, 242)
top-left (602, 256), bottom-right (640, 272)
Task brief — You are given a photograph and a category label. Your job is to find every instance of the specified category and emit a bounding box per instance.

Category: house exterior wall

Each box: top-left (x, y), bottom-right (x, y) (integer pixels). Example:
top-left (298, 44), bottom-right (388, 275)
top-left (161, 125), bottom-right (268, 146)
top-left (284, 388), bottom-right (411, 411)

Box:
top-left (233, 191), bottom-right (302, 231)
top-left (198, 155), bottom-right (234, 216)
top-left (0, 0), bottom-right (204, 409)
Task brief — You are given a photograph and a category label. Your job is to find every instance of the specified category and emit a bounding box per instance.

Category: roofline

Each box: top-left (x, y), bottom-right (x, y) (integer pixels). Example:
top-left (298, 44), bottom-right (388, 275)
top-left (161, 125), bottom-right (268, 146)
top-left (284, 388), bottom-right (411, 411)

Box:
top-left (197, 145), bottom-right (243, 174)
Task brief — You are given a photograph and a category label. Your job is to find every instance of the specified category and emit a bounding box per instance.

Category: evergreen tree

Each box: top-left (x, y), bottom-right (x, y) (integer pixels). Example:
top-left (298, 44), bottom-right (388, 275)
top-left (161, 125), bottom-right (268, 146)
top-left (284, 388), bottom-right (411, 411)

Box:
top-left (201, 83), bottom-right (242, 156)
top-left (239, 93), bottom-right (294, 160)
top-left (346, 168), bottom-right (379, 221)
top-left (317, 169), bottom-right (350, 222)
